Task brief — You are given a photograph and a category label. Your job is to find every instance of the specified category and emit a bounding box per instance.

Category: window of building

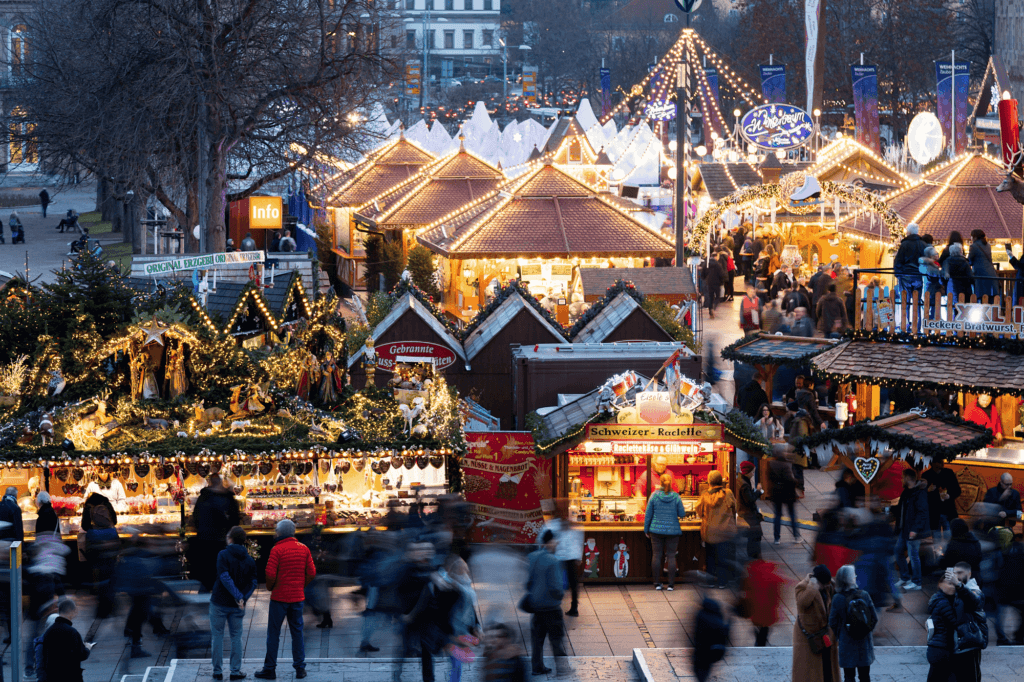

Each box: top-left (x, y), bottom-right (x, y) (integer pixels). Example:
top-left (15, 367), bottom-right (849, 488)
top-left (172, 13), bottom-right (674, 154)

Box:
top-left (11, 26), bottom-right (29, 77)
top-left (428, 30), bottom-right (436, 49)
top-left (406, 30), bottom-right (417, 48)
top-left (482, 29), bottom-right (493, 46)
top-left (568, 138), bottom-right (582, 163)
top-left (444, 30), bottom-right (454, 48)
top-left (463, 30), bottom-right (474, 48)
top-left (9, 121), bottom-right (37, 165)
top-left (463, 0), bottom-right (472, 8)
top-left (445, 0), bottom-right (454, 9)
top-left (483, 0), bottom-right (492, 10)
top-left (391, 34), bottom-right (399, 49)
top-left (406, 0), bottom-right (415, 9)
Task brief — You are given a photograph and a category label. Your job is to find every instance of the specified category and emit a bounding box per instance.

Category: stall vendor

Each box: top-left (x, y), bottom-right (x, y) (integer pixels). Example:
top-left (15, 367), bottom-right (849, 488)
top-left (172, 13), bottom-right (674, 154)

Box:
top-left (85, 471), bottom-right (128, 511)
top-left (964, 394), bottom-right (1003, 444)
top-left (635, 456), bottom-right (678, 508)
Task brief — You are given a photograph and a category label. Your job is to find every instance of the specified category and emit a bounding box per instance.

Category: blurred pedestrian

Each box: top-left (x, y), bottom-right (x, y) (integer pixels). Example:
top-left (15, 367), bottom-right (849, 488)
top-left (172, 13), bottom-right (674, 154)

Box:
top-left (118, 529), bottom-right (161, 658)
top-left (191, 474), bottom-right (241, 592)
top-left (42, 599), bottom-right (93, 682)
top-left (525, 529), bottom-right (567, 676)
top-left (39, 189), bottom-right (50, 218)
top-left (255, 520), bottom-right (316, 680)
top-left (701, 254), bottom-right (725, 318)
top-left (644, 473), bottom-right (686, 590)
top-left (940, 518), bottom-right (982, 583)
top-left (829, 565), bottom-right (877, 682)
top-left (697, 470), bottom-right (737, 589)
top-left (0, 485), bottom-right (24, 541)
top-left (744, 559), bottom-right (786, 646)
top-left (25, 491), bottom-right (68, 678)
top-left (952, 561), bottom-right (987, 682)
top-left (793, 565), bottom-right (840, 682)
top-left (923, 460), bottom-right (961, 543)
top-left (482, 622), bottom-right (528, 682)
top-left (768, 447), bottom-right (800, 544)
top-left (740, 284), bottom-right (762, 336)
top-left (538, 499), bottom-right (583, 616)
top-left (996, 530), bottom-right (1024, 644)
top-left (444, 555), bottom-right (480, 682)
top-left (893, 468), bottom-right (929, 591)
top-left (211, 526), bottom-right (256, 681)
top-left (983, 473), bottom-right (1022, 521)
top-left (737, 460), bottom-right (764, 561)
top-left (969, 229), bottom-right (998, 299)
top-left (693, 597), bottom-right (730, 682)
top-left (279, 230), bottom-right (297, 252)
top-left (82, 490), bottom-right (119, 619)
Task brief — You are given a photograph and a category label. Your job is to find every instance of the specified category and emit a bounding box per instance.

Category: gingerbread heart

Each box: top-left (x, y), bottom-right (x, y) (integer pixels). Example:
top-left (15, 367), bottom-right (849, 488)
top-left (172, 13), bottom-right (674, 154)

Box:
top-left (184, 461), bottom-right (198, 476)
top-left (120, 466), bottom-right (131, 479)
top-left (134, 464), bottom-right (150, 478)
top-left (416, 456), bottom-right (429, 470)
top-left (392, 456), bottom-right (404, 471)
top-left (378, 460), bottom-right (390, 474)
top-left (55, 468), bottom-right (69, 482)
top-left (242, 463), bottom-right (253, 476)
top-left (126, 481), bottom-right (139, 493)
top-left (232, 463), bottom-right (244, 477)
top-left (259, 462), bottom-right (273, 476)
top-left (370, 460), bottom-right (381, 474)
top-left (853, 456), bottom-right (881, 483)
top-left (210, 462), bottom-right (222, 475)
top-left (354, 458), bottom-right (365, 472)
top-left (278, 463), bottom-right (292, 476)
top-left (72, 468), bottom-right (85, 482)
top-left (429, 455), bottom-right (444, 469)
top-left (340, 460), bottom-right (351, 474)
top-left (197, 463), bottom-right (211, 478)
top-left (404, 456), bottom-right (416, 470)
top-left (320, 461), bottom-right (330, 474)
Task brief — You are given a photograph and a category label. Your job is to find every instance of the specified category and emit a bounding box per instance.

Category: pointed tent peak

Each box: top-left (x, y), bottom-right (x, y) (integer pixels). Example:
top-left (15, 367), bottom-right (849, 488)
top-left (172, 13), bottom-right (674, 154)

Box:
top-left (594, 147), bottom-right (613, 166)
top-left (528, 145), bottom-right (544, 162)
top-left (496, 160), bottom-right (503, 171)
top-left (759, 153), bottom-right (783, 169)
top-left (458, 134), bottom-right (466, 152)
top-left (575, 98), bottom-right (599, 132)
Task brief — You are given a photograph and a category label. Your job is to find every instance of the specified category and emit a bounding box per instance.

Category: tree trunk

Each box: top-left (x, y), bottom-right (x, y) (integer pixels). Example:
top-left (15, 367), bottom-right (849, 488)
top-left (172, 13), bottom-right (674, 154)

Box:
top-left (185, 187), bottom-right (200, 253)
top-left (206, 148), bottom-right (228, 253)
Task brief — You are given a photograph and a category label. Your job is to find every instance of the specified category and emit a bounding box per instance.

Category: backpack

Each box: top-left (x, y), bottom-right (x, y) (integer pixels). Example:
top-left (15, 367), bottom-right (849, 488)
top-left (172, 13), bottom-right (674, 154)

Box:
top-left (844, 590), bottom-right (876, 640)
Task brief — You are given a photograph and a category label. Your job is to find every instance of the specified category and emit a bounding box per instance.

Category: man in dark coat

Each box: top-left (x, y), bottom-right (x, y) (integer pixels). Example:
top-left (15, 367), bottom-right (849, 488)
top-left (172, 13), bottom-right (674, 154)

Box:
top-left (0, 486), bottom-right (24, 542)
top-left (893, 222), bottom-right (927, 329)
top-left (737, 375), bottom-right (769, 418)
top-left (191, 475), bottom-right (241, 592)
top-left (43, 599), bottom-right (91, 682)
top-left (39, 189), bottom-right (50, 218)
top-left (701, 255), bottom-right (726, 318)
top-left (893, 469), bottom-right (929, 590)
top-left (816, 284), bottom-right (848, 337)
top-left (984, 473), bottom-right (1022, 520)
top-left (921, 460), bottom-right (962, 541)
top-left (737, 461), bottom-right (764, 560)
top-left (692, 597), bottom-right (730, 682)
top-left (942, 243), bottom-right (974, 301)
top-left (769, 266), bottom-right (793, 300)
top-left (782, 280), bottom-right (811, 315)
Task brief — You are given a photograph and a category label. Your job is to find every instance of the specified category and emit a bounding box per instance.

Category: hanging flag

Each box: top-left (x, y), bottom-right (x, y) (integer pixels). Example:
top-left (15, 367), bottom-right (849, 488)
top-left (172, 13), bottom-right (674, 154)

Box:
top-left (700, 67), bottom-right (724, 143)
top-left (936, 61), bottom-right (971, 155)
top-left (805, 0), bottom-right (824, 114)
top-left (600, 67), bottom-right (612, 117)
top-left (851, 64), bottom-right (880, 153)
top-left (759, 65), bottom-right (786, 103)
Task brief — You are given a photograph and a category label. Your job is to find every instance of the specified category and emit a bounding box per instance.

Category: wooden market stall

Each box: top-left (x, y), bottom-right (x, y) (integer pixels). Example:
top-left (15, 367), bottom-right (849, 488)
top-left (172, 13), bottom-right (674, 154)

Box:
top-left (721, 333), bottom-right (839, 403)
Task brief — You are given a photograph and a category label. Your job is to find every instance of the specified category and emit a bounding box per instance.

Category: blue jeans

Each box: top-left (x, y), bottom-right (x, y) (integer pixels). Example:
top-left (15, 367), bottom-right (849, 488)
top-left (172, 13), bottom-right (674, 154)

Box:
top-left (899, 278), bottom-right (922, 331)
top-left (449, 656), bottom-right (462, 682)
top-left (210, 602), bottom-right (244, 676)
top-left (894, 536), bottom-right (922, 583)
top-left (264, 600), bottom-right (305, 672)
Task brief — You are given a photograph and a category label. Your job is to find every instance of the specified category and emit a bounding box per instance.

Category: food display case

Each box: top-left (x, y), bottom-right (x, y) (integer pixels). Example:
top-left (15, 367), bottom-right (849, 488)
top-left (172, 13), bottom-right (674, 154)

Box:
top-left (558, 422), bottom-right (735, 582)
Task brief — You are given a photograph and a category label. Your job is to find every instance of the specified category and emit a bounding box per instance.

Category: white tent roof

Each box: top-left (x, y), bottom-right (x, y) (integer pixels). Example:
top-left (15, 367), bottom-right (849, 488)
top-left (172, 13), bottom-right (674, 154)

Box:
top-left (575, 98), bottom-right (599, 133)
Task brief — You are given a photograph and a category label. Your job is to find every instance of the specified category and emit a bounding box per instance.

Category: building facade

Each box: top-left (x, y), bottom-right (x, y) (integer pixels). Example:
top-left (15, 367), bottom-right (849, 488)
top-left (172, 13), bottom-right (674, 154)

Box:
top-left (395, 0), bottom-right (502, 81)
top-left (0, 0), bottom-right (37, 172)
top-left (996, 0), bottom-right (1024, 99)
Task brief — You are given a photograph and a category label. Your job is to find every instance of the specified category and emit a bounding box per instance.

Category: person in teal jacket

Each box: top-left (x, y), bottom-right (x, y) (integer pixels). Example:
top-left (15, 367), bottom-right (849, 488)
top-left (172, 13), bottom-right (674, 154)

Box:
top-left (644, 473), bottom-right (687, 590)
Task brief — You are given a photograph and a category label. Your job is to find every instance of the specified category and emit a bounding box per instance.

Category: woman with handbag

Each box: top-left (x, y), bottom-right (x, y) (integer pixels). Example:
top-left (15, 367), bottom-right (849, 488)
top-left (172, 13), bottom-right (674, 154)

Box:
top-left (926, 571), bottom-right (982, 682)
top-left (793, 565), bottom-right (840, 682)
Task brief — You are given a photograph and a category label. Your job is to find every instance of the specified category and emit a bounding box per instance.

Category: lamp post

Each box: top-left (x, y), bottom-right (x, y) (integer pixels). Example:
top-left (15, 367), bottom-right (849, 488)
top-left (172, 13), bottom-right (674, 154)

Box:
top-left (498, 39), bottom-right (529, 111)
top-left (813, 108), bottom-right (821, 160)
top-left (732, 108), bottom-right (741, 148)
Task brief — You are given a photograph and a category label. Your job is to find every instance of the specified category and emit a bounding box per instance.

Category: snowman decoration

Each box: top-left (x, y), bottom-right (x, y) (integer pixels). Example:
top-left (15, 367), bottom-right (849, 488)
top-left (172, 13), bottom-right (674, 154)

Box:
top-left (613, 537), bottom-right (629, 578)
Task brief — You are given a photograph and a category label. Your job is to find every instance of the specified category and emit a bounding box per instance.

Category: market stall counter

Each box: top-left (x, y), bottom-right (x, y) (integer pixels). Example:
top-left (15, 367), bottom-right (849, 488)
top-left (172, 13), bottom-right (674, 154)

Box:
top-left (559, 422), bottom-right (735, 582)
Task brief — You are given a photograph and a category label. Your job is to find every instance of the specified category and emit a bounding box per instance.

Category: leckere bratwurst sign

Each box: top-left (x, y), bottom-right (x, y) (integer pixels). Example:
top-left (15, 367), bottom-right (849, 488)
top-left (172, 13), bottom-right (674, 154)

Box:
top-left (740, 103), bottom-right (815, 150)
top-left (921, 302), bottom-right (1024, 334)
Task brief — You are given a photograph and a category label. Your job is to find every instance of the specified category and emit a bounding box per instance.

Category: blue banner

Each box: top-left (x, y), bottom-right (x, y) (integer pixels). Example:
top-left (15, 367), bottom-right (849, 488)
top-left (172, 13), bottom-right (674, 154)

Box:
top-left (935, 61), bottom-right (970, 155)
top-left (851, 64), bottom-right (880, 153)
top-left (759, 65), bottom-right (786, 103)
top-left (600, 67), bottom-right (611, 117)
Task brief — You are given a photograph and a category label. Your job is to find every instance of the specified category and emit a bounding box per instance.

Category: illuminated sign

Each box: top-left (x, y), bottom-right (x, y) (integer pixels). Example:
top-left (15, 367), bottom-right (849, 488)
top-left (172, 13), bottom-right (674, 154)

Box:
top-left (249, 196), bottom-right (283, 229)
top-left (740, 103), bottom-right (814, 150)
top-left (921, 302), bottom-right (1024, 334)
top-left (586, 423), bottom-right (723, 441)
top-left (373, 341), bottom-right (457, 372)
top-left (644, 100), bottom-right (677, 121)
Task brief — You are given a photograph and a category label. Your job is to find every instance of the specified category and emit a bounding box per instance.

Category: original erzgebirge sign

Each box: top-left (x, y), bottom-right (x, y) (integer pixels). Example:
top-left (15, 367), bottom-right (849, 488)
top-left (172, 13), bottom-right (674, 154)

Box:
top-left (373, 341), bottom-right (457, 372)
top-left (740, 103), bottom-right (815, 150)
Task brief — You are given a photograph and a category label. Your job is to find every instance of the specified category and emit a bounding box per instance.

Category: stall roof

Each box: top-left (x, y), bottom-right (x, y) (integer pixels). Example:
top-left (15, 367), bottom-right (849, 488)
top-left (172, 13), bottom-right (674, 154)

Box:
top-left (462, 291), bottom-right (567, 360)
top-left (325, 136), bottom-right (435, 207)
top-left (416, 163), bottom-right (675, 259)
top-left (347, 292), bottom-right (468, 368)
top-left (534, 372), bottom-right (656, 444)
top-left (836, 154), bottom-right (1023, 242)
top-left (722, 333), bottom-right (839, 366)
top-left (513, 341), bottom-right (691, 362)
top-left (694, 162), bottom-right (763, 202)
top-left (811, 339), bottom-right (1024, 395)
top-left (262, 270), bottom-right (311, 323)
top-left (578, 267), bottom-right (698, 302)
top-left (571, 291), bottom-right (663, 343)
top-left (797, 411), bottom-right (994, 462)
top-left (807, 138), bottom-right (910, 191)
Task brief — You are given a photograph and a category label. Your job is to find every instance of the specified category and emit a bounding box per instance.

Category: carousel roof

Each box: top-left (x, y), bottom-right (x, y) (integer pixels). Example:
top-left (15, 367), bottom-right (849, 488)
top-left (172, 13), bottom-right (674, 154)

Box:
top-left (371, 143), bottom-right (505, 227)
top-left (462, 291), bottom-right (567, 360)
top-left (578, 267), bottom-right (698, 302)
top-left (811, 339), bottom-right (1024, 396)
top-left (325, 136), bottom-right (435, 207)
top-left (837, 154), bottom-right (1023, 242)
top-left (721, 333), bottom-right (839, 367)
top-left (416, 163), bottom-right (675, 259)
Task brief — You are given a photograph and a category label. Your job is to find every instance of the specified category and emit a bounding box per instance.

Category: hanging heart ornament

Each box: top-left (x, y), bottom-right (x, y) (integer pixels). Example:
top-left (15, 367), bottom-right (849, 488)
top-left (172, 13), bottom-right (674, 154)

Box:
top-left (853, 456), bottom-right (881, 483)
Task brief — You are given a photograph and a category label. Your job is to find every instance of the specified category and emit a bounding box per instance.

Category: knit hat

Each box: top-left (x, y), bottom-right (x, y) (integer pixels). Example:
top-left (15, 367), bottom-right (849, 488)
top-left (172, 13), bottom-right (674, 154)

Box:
top-left (812, 564), bottom-right (832, 585)
top-left (739, 461), bottom-right (755, 475)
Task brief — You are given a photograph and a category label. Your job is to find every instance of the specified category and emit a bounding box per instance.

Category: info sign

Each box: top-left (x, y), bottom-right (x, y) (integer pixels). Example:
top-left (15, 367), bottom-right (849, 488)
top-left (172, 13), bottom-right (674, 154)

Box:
top-left (740, 103), bottom-right (815, 150)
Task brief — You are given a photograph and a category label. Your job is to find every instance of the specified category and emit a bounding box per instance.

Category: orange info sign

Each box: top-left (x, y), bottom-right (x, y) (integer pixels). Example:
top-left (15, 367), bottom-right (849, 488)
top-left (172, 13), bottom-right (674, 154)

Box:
top-left (249, 196), bottom-right (283, 229)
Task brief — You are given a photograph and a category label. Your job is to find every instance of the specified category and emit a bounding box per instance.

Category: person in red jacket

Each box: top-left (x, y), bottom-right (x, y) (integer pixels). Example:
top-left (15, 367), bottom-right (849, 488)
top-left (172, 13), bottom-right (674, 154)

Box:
top-left (744, 559), bottom-right (787, 646)
top-left (255, 520), bottom-right (316, 680)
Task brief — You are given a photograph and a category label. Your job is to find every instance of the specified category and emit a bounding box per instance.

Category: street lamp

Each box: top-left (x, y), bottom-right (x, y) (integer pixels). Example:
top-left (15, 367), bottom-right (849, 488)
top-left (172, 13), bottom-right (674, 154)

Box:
top-left (733, 108), bottom-right (741, 146)
top-left (813, 108), bottom-right (821, 158)
top-left (498, 38), bottom-right (529, 107)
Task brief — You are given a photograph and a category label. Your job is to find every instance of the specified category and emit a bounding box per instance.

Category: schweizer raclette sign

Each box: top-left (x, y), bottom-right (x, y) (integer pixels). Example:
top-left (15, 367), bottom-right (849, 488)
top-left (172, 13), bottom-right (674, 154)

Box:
top-left (374, 341), bottom-right (457, 372)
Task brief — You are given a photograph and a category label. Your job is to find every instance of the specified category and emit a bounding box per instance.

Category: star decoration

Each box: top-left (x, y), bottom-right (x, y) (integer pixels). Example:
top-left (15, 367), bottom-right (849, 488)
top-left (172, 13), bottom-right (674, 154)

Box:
top-left (140, 317), bottom-right (167, 346)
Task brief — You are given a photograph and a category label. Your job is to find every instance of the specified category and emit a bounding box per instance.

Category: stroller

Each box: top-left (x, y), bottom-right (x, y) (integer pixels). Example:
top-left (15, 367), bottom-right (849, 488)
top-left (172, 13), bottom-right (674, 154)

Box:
top-left (9, 216), bottom-right (25, 244)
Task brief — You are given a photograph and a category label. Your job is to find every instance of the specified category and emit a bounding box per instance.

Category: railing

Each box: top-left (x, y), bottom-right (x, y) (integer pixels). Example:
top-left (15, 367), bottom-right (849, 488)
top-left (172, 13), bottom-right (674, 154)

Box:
top-left (852, 267), bottom-right (1022, 337)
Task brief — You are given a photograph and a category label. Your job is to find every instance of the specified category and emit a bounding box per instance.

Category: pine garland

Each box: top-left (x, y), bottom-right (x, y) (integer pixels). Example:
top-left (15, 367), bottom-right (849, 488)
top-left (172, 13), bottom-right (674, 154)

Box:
top-left (459, 279), bottom-right (566, 341)
top-left (720, 334), bottom-right (836, 367)
top-left (567, 279), bottom-right (645, 339)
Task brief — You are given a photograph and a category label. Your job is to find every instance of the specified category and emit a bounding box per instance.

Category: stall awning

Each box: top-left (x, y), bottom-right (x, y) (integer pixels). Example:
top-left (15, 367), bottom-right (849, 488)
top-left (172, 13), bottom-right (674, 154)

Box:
top-left (722, 333), bottom-right (838, 366)
top-left (811, 339), bottom-right (1024, 396)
